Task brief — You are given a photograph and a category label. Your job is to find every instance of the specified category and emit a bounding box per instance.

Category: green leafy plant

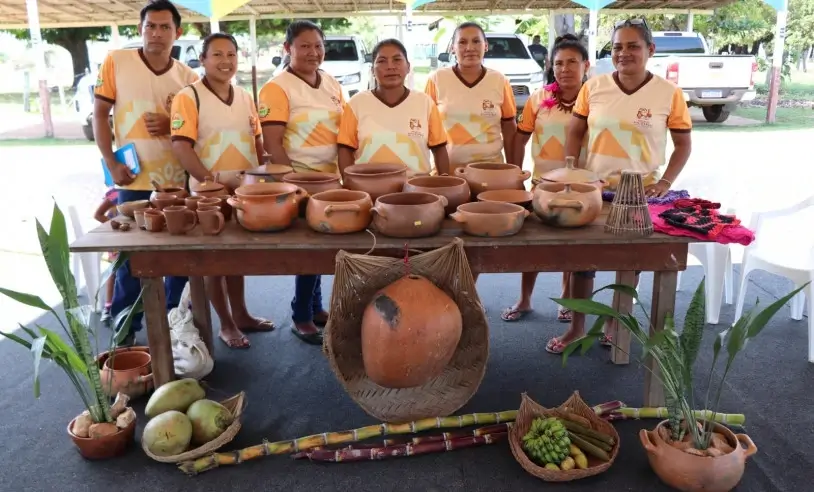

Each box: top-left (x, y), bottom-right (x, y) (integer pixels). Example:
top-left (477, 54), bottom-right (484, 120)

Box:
top-left (553, 278), bottom-right (809, 450)
top-left (0, 201), bottom-right (142, 425)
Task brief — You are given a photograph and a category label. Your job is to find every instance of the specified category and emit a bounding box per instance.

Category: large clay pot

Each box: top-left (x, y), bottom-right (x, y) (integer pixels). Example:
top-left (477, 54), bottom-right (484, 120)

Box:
top-left (227, 182), bottom-right (306, 232)
top-left (640, 420), bottom-right (757, 492)
top-left (451, 201), bottom-right (529, 237)
top-left (476, 189), bottom-right (533, 210)
top-left (343, 163), bottom-right (408, 202)
top-left (97, 346), bottom-right (153, 399)
top-left (455, 163), bottom-right (531, 196)
top-left (306, 189), bottom-right (373, 234)
top-left (403, 175), bottom-right (471, 215)
top-left (361, 274), bottom-right (463, 388)
top-left (537, 156), bottom-right (605, 188)
top-left (283, 172), bottom-right (343, 195)
top-left (240, 164), bottom-right (294, 185)
top-left (533, 182), bottom-right (603, 228)
top-left (371, 192), bottom-right (447, 238)
top-left (68, 413), bottom-right (137, 460)
top-left (190, 176), bottom-right (227, 198)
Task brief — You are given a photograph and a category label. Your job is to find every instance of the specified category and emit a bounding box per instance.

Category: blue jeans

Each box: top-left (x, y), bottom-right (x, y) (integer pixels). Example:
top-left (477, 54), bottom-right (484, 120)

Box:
top-left (111, 189), bottom-right (188, 333)
top-left (291, 275), bottom-right (323, 323)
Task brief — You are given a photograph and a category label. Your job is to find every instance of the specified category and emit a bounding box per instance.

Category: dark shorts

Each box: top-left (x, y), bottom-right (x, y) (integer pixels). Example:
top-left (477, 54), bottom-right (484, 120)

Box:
top-left (573, 270), bottom-right (642, 279)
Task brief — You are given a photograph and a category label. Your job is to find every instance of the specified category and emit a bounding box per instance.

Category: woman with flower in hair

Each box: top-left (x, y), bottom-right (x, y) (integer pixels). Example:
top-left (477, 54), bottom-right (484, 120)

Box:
top-left (500, 34), bottom-right (589, 326)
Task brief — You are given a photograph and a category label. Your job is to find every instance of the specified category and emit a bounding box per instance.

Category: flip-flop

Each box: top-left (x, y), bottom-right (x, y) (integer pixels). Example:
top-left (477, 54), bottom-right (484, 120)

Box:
top-left (557, 308), bottom-right (572, 323)
top-left (501, 306), bottom-right (531, 322)
top-left (240, 318), bottom-right (275, 332)
top-left (599, 334), bottom-right (613, 347)
top-left (545, 337), bottom-right (566, 354)
top-left (219, 334), bottom-right (250, 349)
top-left (291, 326), bottom-right (323, 345)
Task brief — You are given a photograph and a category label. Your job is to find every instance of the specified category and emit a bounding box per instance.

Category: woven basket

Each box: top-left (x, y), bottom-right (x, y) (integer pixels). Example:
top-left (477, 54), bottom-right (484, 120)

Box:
top-left (509, 392), bottom-right (620, 481)
top-left (142, 392), bottom-right (245, 463)
top-left (323, 238), bottom-right (489, 423)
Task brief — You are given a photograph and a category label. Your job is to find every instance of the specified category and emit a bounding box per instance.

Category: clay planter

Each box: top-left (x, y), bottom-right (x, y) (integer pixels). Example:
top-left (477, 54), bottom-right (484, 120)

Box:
top-left (641, 420), bottom-right (757, 492)
top-left (538, 156), bottom-right (605, 188)
top-left (241, 163), bottom-right (294, 185)
top-left (306, 189), bottom-right (373, 234)
top-left (228, 182), bottom-right (306, 232)
top-left (191, 176), bottom-right (227, 198)
top-left (343, 163), bottom-right (408, 202)
top-left (403, 175), bottom-right (471, 215)
top-left (68, 413), bottom-right (137, 460)
top-left (477, 189), bottom-right (533, 210)
top-left (451, 201), bottom-right (529, 237)
top-left (149, 187), bottom-right (188, 207)
top-left (455, 163), bottom-right (531, 196)
top-left (533, 182), bottom-right (603, 228)
top-left (97, 346), bottom-right (153, 399)
top-left (371, 192), bottom-right (447, 238)
top-left (116, 199), bottom-right (149, 218)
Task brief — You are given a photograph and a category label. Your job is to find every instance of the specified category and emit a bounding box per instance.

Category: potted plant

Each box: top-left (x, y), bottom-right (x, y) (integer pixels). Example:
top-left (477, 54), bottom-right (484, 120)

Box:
top-left (0, 202), bottom-right (144, 460)
top-left (554, 278), bottom-right (807, 492)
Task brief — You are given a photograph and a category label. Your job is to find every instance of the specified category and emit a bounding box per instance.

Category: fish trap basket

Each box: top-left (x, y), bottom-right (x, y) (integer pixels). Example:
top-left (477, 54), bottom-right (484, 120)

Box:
top-left (509, 392), bottom-right (620, 482)
top-left (142, 391), bottom-right (245, 463)
top-left (324, 237), bottom-right (489, 422)
top-left (605, 170), bottom-right (653, 237)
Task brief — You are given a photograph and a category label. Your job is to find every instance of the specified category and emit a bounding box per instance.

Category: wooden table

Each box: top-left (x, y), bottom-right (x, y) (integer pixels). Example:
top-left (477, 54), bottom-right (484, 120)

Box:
top-left (70, 208), bottom-right (693, 407)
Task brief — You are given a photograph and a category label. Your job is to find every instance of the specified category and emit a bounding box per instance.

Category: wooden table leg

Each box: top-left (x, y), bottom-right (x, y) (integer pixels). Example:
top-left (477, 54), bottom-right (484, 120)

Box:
top-left (189, 276), bottom-right (214, 360)
top-left (141, 277), bottom-right (175, 388)
top-left (610, 271), bottom-right (637, 364)
top-left (644, 271), bottom-right (678, 407)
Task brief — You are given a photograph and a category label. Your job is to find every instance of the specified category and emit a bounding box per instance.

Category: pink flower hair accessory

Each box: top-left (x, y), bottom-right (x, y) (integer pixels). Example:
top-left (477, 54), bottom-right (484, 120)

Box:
top-left (540, 81), bottom-right (560, 109)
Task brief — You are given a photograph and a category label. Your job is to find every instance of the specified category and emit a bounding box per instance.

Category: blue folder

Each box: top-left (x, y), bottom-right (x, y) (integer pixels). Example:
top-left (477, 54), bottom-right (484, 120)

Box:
top-left (101, 143), bottom-right (141, 187)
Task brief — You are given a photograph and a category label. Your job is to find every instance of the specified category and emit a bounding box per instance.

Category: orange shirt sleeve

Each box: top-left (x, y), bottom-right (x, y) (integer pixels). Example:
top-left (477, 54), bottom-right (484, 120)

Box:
top-left (427, 101), bottom-right (447, 148)
top-left (169, 89), bottom-right (199, 144)
top-left (500, 79), bottom-right (517, 120)
top-left (424, 76), bottom-right (438, 104)
top-left (668, 87), bottom-right (692, 132)
top-left (258, 81), bottom-right (289, 125)
top-left (573, 83), bottom-right (591, 119)
top-left (517, 90), bottom-right (540, 134)
top-left (94, 53), bottom-right (116, 103)
top-left (337, 102), bottom-right (359, 149)
top-left (186, 68), bottom-right (200, 84)
top-left (249, 98), bottom-right (262, 137)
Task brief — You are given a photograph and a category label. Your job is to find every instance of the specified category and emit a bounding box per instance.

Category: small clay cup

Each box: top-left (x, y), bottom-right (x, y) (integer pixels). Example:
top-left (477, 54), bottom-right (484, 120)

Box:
top-left (152, 192), bottom-right (177, 211)
top-left (198, 197), bottom-right (222, 208)
top-left (197, 206), bottom-right (225, 235)
top-left (163, 205), bottom-right (198, 235)
top-left (143, 209), bottom-right (165, 232)
top-left (217, 194), bottom-right (233, 222)
top-left (133, 209), bottom-right (147, 230)
top-left (184, 196), bottom-right (203, 211)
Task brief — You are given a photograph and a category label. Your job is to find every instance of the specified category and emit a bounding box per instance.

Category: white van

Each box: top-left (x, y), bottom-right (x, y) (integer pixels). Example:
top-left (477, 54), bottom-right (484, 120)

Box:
top-left (437, 33), bottom-right (546, 116)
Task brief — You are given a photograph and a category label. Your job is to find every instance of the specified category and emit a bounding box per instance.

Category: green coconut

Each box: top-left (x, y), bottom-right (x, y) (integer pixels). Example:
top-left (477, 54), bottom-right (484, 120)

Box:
top-left (142, 410), bottom-right (193, 457)
top-left (145, 378), bottom-right (205, 419)
top-left (186, 399), bottom-right (234, 445)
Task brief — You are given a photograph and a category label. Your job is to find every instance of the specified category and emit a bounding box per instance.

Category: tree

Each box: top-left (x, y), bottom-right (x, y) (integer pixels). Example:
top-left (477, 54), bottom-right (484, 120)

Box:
top-left (188, 18), bottom-right (350, 39)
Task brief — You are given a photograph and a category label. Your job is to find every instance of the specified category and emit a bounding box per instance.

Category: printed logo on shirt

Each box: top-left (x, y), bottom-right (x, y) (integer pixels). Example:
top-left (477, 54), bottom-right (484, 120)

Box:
top-left (407, 118), bottom-right (424, 139)
top-left (330, 95), bottom-right (341, 108)
top-left (258, 104), bottom-right (270, 118)
top-left (171, 113), bottom-right (185, 130)
top-left (248, 115), bottom-right (257, 133)
top-left (634, 107), bottom-right (653, 129)
top-left (481, 99), bottom-right (497, 117)
top-left (95, 76), bottom-right (103, 88)
top-left (165, 93), bottom-right (176, 113)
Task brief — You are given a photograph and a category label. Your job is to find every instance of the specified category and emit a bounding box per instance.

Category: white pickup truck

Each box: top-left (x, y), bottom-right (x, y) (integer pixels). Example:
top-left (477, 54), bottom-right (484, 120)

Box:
top-left (594, 32), bottom-right (757, 123)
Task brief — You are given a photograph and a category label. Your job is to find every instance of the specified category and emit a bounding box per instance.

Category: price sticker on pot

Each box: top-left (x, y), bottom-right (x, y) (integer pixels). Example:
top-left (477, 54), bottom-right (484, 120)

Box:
top-left (481, 183), bottom-right (488, 188)
top-left (414, 220), bottom-right (422, 226)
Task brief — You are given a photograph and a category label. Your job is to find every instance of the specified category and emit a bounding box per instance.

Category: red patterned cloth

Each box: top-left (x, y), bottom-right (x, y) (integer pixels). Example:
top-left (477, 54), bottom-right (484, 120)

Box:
top-left (650, 203), bottom-right (755, 246)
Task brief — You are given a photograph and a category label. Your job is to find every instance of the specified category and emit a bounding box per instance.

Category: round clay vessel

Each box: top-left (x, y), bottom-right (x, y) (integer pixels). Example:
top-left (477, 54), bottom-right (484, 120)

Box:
top-left (641, 420), bottom-right (757, 492)
top-left (116, 199), bottom-right (149, 218)
top-left (538, 156), bottom-right (605, 188)
top-left (97, 346), bottom-right (153, 399)
top-left (190, 176), bottom-right (227, 198)
top-left (451, 201), bottom-right (529, 237)
top-left (454, 163), bottom-right (531, 196)
top-left (228, 182), bottom-right (306, 232)
top-left (533, 182), bottom-right (602, 228)
top-left (306, 189), bottom-right (373, 234)
top-left (151, 192), bottom-right (178, 211)
top-left (214, 170), bottom-right (245, 191)
top-left (149, 187), bottom-right (188, 207)
top-left (68, 412), bottom-right (136, 460)
top-left (283, 172), bottom-right (343, 195)
top-left (241, 163), bottom-right (294, 185)
top-left (371, 192), bottom-right (447, 238)
top-left (403, 175), bottom-right (471, 215)
top-left (476, 189), bottom-right (533, 210)
top-left (343, 163), bottom-right (408, 202)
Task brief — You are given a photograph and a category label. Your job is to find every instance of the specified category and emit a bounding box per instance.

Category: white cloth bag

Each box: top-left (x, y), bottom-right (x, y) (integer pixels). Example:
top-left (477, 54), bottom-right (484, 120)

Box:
top-left (168, 283), bottom-right (214, 380)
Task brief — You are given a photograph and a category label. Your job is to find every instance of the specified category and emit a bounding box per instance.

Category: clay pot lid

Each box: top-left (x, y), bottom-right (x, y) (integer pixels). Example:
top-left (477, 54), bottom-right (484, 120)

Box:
top-left (540, 156), bottom-right (600, 183)
top-left (193, 176), bottom-right (225, 193)
top-left (537, 182), bottom-right (598, 194)
top-left (253, 163), bottom-right (294, 175)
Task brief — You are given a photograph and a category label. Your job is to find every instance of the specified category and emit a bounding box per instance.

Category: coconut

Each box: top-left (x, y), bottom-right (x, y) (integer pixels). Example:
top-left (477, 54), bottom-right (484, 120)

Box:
top-left (142, 410), bottom-right (193, 456)
top-left (186, 399), bottom-right (234, 445)
top-left (145, 378), bottom-right (205, 418)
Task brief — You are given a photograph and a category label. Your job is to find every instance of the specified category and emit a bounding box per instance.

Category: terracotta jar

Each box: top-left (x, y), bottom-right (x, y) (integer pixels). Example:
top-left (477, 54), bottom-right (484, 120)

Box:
top-left (538, 156), bottom-right (605, 188)
top-left (149, 186), bottom-right (187, 207)
top-left (403, 175), bottom-right (471, 215)
top-left (455, 163), bottom-right (531, 196)
top-left (162, 205), bottom-right (198, 235)
top-left (191, 176), bottom-right (227, 198)
top-left (97, 346), bottom-right (153, 399)
top-left (342, 163), bottom-right (408, 202)
top-left (640, 420), bottom-right (757, 492)
top-left (283, 172), bottom-right (343, 195)
top-left (227, 182), bottom-right (306, 232)
top-left (68, 413), bottom-right (136, 460)
top-left (451, 201), bottom-right (529, 237)
top-left (476, 189), bottom-right (534, 210)
top-left (214, 170), bottom-right (244, 191)
top-left (241, 163), bottom-right (294, 185)
top-left (533, 182), bottom-right (603, 228)
top-left (371, 192), bottom-right (447, 238)
top-left (306, 189), bottom-right (373, 234)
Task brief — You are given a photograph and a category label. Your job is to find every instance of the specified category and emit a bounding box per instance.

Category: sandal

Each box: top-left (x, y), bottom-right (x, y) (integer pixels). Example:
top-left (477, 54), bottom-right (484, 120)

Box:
top-left (501, 306), bottom-right (531, 322)
top-left (240, 318), bottom-right (275, 332)
top-left (599, 334), bottom-right (613, 347)
top-left (291, 326), bottom-right (323, 346)
top-left (557, 308), bottom-right (572, 323)
top-left (219, 334), bottom-right (250, 349)
top-left (545, 337), bottom-right (566, 354)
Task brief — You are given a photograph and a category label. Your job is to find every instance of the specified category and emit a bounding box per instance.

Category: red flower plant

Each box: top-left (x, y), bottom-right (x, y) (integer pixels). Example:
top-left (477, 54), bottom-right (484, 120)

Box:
top-left (540, 81), bottom-right (560, 109)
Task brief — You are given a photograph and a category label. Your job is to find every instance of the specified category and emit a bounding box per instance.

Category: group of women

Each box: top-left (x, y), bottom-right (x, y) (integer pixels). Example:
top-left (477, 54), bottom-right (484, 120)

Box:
top-left (170, 17), bottom-right (692, 353)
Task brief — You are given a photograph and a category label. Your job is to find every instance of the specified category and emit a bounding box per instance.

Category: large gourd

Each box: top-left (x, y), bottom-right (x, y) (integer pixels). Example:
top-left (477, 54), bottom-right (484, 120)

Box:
top-left (361, 274), bottom-right (463, 388)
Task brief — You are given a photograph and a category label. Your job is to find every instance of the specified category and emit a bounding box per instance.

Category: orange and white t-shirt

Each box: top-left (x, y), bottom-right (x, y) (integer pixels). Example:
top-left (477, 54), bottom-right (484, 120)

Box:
top-left (257, 68), bottom-right (343, 174)
top-left (518, 88), bottom-right (588, 180)
top-left (573, 72), bottom-right (692, 189)
top-left (169, 78), bottom-right (261, 188)
top-left (94, 48), bottom-right (199, 191)
top-left (424, 67), bottom-right (515, 167)
top-left (337, 90), bottom-right (447, 175)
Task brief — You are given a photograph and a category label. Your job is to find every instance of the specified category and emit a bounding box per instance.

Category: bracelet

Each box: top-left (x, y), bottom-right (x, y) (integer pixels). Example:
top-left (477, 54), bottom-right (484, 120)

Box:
top-left (659, 178), bottom-right (672, 187)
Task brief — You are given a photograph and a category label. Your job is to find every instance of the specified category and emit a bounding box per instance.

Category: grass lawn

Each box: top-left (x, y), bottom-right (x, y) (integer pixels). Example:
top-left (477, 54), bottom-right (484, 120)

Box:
top-left (0, 138), bottom-right (91, 147)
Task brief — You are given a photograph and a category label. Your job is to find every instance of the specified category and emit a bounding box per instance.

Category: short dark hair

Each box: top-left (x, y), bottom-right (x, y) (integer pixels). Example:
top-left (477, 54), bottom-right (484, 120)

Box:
top-left (140, 1), bottom-right (182, 28)
top-left (372, 38), bottom-right (408, 62)
top-left (202, 33), bottom-right (238, 57)
top-left (612, 18), bottom-right (654, 46)
top-left (285, 20), bottom-right (324, 45)
top-left (453, 21), bottom-right (486, 43)
top-left (546, 33), bottom-right (589, 84)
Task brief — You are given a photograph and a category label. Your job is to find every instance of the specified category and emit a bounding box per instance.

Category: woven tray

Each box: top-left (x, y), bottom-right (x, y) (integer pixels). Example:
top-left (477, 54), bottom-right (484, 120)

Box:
top-left (323, 238), bottom-right (489, 422)
top-left (509, 392), bottom-right (620, 481)
top-left (142, 392), bottom-right (245, 463)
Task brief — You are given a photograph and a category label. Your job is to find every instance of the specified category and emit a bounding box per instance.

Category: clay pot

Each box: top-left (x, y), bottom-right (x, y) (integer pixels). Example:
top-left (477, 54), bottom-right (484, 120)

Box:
top-left (227, 182), bottom-right (306, 232)
top-left (371, 192), bottom-right (447, 238)
top-left (184, 196), bottom-right (203, 211)
top-left (403, 175), bottom-right (471, 215)
top-left (97, 346), bottom-right (153, 399)
top-left (283, 172), bottom-right (343, 195)
top-left (454, 163), bottom-right (531, 196)
top-left (241, 164), bottom-right (294, 185)
top-left (538, 155), bottom-right (605, 188)
top-left (68, 413), bottom-right (136, 460)
top-left (149, 187), bottom-right (188, 207)
top-left (477, 189), bottom-right (534, 210)
top-left (143, 209), bottom-right (165, 232)
top-left (197, 205), bottom-right (225, 235)
top-left (214, 170), bottom-right (244, 191)
top-left (191, 176), bottom-right (227, 198)
top-left (162, 205), bottom-right (198, 235)
top-left (306, 189), bottom-right (373, 234)
top-left (641, 420), bottom-right (757, 492)
top-left (533, 182), bottom-right (603, 228)
top-left (343, 163), bottom-right (408, 202)
top-left (152, 192), bottom-right (178, 211)
top-left (451, 201), bottom-right (529, 237)
top-left (116, 199), bottom-right (149, 218)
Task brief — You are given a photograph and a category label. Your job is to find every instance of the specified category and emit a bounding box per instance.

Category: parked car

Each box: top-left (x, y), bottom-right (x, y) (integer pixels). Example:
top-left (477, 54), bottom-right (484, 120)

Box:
top-left (594, 32), bottom-right (757, 123)
top-left (436, 32), bottom-right (546, 116)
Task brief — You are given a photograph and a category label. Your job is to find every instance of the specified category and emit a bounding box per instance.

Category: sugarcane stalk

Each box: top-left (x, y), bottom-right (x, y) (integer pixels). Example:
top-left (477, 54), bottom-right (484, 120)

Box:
top-left (592, 400), bottom-right (625, 416)
top-left (613, 407), bottom-right (745, 426)
top-left (178, 410), bottom-right (518, 475)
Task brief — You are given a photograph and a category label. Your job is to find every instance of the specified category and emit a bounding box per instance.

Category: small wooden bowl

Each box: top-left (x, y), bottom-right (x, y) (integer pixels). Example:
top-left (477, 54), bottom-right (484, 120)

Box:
top-left (117, 200), bottom-right (150, 218)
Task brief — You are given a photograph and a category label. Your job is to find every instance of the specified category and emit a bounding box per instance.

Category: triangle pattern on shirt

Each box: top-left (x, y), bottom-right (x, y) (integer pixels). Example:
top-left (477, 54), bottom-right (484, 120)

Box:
top-left (591, 128), bottom-right (630, 159)
top-left (211, 143), bottom-right (255, 172)
top-left (538, 135), bottom-right (565, 161)
top-left (447, 122), bottom-right (475, 144)
top-left (124, 115), bottom-right (155, 140)
top-left (368, 144), bottom-right (405, 165)
top-left (302, 122), bottom-right (338, 148)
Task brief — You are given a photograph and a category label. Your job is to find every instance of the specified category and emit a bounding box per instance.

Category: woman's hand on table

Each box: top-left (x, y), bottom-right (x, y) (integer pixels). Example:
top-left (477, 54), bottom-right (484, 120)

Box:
top-left (645, 179), bottom-right (671, 198)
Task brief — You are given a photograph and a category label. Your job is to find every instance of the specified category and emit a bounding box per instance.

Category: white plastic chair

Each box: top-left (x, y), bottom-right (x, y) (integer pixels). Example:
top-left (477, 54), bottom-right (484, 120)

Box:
top-left (733, 195), bottom-right (814, 362)
top-left (68, 206), bottom-right (103, 312)
top-left (676, 242), bottom-right (734, 324)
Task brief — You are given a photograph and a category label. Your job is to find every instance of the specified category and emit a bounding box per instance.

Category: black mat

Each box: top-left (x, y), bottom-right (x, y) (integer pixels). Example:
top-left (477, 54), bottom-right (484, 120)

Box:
top-left (0, 266), bottom-right (810, 491)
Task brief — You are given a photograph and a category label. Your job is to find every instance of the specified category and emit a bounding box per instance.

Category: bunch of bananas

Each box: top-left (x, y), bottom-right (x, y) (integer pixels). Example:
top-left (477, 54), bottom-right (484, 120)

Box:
top-left (522, 417), bottom-right (594, 471)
